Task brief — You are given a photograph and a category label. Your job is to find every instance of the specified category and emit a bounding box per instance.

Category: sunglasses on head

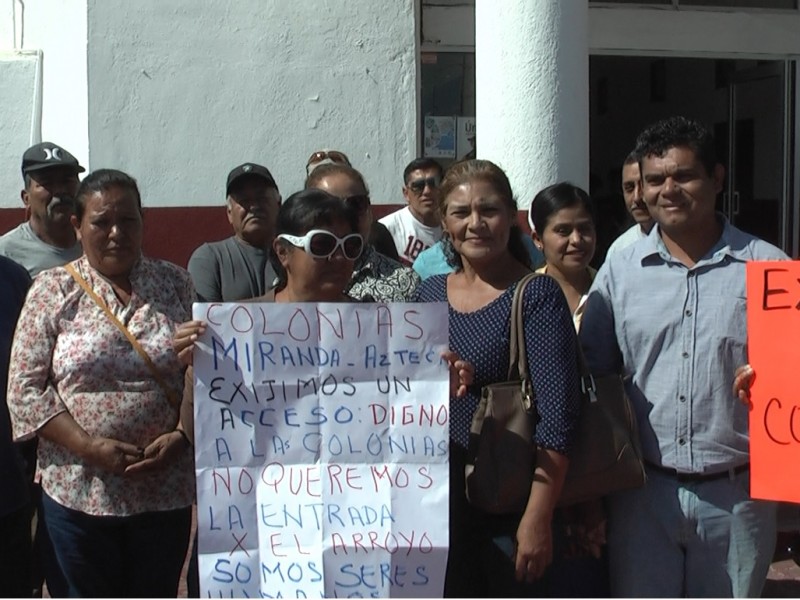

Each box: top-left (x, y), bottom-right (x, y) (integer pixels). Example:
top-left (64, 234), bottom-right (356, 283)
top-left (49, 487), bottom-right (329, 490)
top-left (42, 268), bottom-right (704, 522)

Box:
top-left (306, 150), bottom-right (351, 169)
top-left (407, 176), bottom-right (441, 194)
top-left (277, 229), bottom-right (364, 260)
top-left (344, 194), bottom-right (370, 214)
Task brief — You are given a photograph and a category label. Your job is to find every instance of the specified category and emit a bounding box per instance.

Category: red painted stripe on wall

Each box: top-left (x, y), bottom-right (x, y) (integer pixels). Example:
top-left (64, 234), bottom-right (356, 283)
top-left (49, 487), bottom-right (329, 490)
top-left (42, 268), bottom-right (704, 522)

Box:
top-left (0, 205), bottom-right (532, 269)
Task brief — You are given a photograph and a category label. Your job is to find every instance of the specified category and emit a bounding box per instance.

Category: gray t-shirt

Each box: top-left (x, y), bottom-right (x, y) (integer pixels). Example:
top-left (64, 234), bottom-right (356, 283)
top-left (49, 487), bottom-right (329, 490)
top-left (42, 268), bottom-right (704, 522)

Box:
top-left (187, 235), bottom-right (277, 302)
top-left (0, 222), bottom-right (82, 276)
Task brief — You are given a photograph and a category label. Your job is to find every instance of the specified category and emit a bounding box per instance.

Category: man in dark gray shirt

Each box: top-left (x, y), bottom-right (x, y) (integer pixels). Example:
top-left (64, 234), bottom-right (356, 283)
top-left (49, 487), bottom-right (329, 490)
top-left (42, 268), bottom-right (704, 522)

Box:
top-left (188, 163), bottom-right (281, 301)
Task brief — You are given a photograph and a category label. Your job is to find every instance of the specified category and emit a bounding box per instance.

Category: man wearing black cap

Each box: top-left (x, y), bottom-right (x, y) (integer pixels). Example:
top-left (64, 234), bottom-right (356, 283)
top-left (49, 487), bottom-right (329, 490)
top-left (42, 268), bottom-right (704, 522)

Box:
top-left (188, 163), bottom-right (281, 301)
top-left (0, 142), bottom-right (85, 276)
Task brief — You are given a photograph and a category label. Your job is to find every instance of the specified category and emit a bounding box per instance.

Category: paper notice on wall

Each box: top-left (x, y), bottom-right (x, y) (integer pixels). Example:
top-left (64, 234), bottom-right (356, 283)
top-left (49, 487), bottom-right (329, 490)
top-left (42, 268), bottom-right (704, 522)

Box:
top-left (456, 117), bottom-right (476, 161)
top-left (192, 302), bottom-right (450, 598)
top-left (423, 116), bottom-right (456, 159)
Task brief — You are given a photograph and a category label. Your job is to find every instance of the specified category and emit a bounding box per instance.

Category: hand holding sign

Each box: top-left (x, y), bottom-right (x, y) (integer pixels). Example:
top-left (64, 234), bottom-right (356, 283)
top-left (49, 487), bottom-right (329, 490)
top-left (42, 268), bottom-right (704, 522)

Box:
top-left (733, 364), bottom-right (755, 406)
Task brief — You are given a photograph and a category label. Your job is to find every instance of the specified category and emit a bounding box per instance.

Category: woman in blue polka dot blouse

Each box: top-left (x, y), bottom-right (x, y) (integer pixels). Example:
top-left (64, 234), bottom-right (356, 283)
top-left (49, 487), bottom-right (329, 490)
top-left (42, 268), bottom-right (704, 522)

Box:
top-left (414, 159), bottom-right (582, 597)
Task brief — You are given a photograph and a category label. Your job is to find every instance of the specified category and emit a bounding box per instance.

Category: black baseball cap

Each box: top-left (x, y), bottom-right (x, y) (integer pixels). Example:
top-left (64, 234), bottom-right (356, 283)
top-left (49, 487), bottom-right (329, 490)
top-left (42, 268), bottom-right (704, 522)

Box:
top-left (226, 163), bottom-right (278, 195)
top-left (22, 142), bottom-right (85, 177)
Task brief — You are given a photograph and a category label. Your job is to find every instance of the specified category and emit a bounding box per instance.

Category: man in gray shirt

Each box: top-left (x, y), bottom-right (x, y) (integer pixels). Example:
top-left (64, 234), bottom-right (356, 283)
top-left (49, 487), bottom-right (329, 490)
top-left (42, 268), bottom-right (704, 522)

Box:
top-left (188, 163), bottom-right (280, 301)
top-left (580, 116), bottom-right (785, 598)
top-left (0, 142), bottom-right (85, 276)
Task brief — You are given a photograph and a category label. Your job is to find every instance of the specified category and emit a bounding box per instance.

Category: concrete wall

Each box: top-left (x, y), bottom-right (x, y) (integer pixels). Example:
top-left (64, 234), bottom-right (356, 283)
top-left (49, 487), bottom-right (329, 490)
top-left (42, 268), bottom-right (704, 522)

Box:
top-left (0, 0), bottom-right (89, 209)
top-left (422, 3), bottom-right (800, 56)
top-left (0, 52), bottom-right (38, 205)
top-left (589, 6), bottom-right (800, 57)
top-left (86, 0), bottom-right (418, 209)
top-left (476, 0), bottom-right (589, 206)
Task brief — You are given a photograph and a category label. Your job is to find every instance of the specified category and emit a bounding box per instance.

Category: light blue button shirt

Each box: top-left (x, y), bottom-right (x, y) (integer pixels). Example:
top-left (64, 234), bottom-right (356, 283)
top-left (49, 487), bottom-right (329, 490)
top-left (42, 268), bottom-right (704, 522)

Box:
top-left (580, 218), bottom-right (788, 473)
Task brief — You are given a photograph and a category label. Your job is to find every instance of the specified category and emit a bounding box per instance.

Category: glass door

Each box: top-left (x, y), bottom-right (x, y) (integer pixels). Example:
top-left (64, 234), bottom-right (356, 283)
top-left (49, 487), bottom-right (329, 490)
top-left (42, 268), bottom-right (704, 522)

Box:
top-left (717, 62), bottom-right (793, 250)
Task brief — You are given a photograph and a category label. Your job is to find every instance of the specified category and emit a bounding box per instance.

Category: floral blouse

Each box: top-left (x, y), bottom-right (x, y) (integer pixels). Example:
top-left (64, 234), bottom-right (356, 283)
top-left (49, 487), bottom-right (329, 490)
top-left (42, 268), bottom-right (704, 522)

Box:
top-left (7, 255), bottom-right (195, 516)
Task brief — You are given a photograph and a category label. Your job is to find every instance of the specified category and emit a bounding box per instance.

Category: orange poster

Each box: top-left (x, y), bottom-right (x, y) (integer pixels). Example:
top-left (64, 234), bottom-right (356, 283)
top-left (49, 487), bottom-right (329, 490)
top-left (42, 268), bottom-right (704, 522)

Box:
top-left (747, 261), bottom-right (800, 502)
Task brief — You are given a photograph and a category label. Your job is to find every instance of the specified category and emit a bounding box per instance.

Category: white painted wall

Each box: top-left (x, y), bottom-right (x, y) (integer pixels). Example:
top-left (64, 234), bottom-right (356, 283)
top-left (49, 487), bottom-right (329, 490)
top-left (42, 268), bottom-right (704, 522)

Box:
top-left (476, 0), bottom-right (589, 208)
top-left (0, 0), bottom-right (88, 209)
top-left (422, 4), bottom-right (475, 49)
top-left (15, 0), bottom-right (88, 170)
top-left (86, 0), bottom-right (418, 208)
top-left (423, 3), bottom-right (800, 56)
top-left (0, 52), bottom-right (38, 206)
top-left (589, 6), bottom-right (800, 57)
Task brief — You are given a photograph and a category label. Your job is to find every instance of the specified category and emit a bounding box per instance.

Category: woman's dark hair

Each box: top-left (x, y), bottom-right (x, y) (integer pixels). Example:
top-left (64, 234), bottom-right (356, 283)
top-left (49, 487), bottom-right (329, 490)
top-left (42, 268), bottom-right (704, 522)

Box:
top-left (74, 169), bottom-right (142, 222)
top-left (530, 182), bottom-right (596, 236)
top-left (438, 159), bottom-right (530, 270)
top-left (269, 188), bottom-right (360, 286)
top-left (304, 163), bottom-right (369, 196)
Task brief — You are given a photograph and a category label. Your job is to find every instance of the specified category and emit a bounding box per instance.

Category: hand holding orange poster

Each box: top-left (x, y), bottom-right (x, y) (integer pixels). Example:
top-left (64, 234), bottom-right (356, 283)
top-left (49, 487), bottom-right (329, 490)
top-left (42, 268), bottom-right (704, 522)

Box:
top-left (747, 261), bottom-right (800, 502)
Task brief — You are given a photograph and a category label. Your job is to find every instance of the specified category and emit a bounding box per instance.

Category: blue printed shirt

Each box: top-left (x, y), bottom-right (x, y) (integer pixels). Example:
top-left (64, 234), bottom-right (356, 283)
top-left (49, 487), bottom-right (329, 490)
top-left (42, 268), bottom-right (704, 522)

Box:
top-left (580, 218), bottom-right (788, 473)
top-left (415, 274), bottom-right (580, 454)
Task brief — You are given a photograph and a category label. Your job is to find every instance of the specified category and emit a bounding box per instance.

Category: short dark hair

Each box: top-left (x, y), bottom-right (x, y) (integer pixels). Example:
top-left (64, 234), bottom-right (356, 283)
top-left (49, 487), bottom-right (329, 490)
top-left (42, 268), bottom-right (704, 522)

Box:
top-left (269, 188), bottom-right (360, 286)
top-left (530, 182), bottom-right (596, 236)
top-left (634, 116), bottom-right (717, 175)
top-left (304, 164), bottom-right (369, 197)
top-left (402, 157), bottom-right (443, 184)
top-left (623, 150), bottom-right (638, 167)
top-left (74, 169), bottom-right (142, 222)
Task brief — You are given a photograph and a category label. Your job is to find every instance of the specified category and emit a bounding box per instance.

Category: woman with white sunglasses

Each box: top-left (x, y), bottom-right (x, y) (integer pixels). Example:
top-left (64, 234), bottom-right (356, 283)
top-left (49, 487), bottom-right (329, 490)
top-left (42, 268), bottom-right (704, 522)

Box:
top-left (270, 188), bottom-right (365, 302)
top-left (173, 190), bottom-right (473, 596)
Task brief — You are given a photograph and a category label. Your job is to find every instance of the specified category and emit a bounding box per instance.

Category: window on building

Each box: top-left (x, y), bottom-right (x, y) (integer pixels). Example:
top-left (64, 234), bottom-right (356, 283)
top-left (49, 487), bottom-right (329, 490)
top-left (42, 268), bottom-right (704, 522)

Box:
top-left (420, 52), bottom-right (475, 166)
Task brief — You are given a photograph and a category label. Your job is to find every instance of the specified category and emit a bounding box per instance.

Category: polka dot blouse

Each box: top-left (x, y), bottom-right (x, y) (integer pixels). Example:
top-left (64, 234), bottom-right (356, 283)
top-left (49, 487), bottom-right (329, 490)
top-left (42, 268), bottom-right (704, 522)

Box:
top-left (415, 274), bottom-right (581, 454)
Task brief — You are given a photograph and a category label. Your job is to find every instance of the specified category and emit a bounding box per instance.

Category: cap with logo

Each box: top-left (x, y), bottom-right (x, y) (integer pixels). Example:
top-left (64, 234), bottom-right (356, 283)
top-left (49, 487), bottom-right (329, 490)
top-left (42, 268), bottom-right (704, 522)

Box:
top-left (22, 142), bottom-right (86, 177)
top-left (226, 163), bottom-right (278, 195)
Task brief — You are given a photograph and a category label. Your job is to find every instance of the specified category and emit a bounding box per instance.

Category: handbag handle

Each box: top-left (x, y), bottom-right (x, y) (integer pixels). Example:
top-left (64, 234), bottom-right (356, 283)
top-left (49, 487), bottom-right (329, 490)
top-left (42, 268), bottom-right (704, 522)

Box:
top-left (509, 272), bottom-right (598, 410)
top-left (507, 272), bottom-right (545, 382)
top-left (64, 263), bottom-right (181, 409)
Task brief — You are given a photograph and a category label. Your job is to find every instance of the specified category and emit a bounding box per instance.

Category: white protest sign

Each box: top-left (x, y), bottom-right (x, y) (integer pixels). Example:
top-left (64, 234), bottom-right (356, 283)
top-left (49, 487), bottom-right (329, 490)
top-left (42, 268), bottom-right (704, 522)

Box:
top-left (192, 302), bottom-right (450, 598)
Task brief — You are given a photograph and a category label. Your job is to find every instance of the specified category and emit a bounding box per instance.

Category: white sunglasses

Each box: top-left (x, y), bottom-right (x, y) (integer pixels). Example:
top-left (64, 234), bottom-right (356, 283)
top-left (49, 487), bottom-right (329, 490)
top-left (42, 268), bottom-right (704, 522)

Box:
top-left (277, 229), bottom-right (364, 260)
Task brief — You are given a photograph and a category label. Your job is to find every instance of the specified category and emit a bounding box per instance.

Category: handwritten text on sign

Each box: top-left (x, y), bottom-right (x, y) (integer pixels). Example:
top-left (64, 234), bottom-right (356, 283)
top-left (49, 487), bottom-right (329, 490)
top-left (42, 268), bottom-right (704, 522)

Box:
top-left (192, 302), bottom-right (450, 598)
top-left (746, 262), bottom-right (800, 502)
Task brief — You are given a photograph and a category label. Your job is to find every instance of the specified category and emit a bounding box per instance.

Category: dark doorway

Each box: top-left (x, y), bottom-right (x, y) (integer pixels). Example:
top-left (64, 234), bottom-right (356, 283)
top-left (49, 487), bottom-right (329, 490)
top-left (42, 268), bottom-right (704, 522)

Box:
top-left (589, 56), bottom-right (794, 260)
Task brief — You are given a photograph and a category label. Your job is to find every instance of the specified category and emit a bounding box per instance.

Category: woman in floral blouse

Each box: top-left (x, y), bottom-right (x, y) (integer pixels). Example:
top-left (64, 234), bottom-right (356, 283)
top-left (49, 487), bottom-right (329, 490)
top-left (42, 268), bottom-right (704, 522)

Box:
top-left (7, 169), bottom-right (194, 597)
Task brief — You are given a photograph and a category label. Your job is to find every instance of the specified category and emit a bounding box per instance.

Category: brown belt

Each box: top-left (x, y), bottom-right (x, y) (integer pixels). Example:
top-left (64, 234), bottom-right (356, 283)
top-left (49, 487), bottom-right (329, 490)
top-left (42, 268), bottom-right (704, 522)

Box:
top-left (644, 461), bottom-right (749, 483)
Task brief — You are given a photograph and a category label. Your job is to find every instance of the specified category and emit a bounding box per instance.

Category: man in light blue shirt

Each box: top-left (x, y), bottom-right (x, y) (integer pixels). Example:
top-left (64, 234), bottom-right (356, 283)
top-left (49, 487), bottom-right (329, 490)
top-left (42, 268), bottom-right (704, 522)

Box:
top-left (604, 150), bottom-right (654, 260)
top-left (580, 116), bottom-right (786, 598)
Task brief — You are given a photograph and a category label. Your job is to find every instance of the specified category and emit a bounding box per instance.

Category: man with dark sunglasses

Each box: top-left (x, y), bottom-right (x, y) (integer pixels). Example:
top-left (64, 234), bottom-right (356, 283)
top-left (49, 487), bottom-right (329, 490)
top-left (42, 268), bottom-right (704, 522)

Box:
top-left (188, 163), bottom-right (281, 301)
top-left (306, 163), bottom-right (419, 302)
top-left (379, 157), bottom-right (444, 266)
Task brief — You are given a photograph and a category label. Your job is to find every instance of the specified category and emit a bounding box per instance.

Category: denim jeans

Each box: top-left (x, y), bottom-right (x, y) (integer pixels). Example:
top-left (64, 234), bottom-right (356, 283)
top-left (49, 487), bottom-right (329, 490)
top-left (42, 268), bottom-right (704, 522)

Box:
top-left (607, 466), bottom-right (776, 598)
top-left (41, 493), bottom-right (191, 598)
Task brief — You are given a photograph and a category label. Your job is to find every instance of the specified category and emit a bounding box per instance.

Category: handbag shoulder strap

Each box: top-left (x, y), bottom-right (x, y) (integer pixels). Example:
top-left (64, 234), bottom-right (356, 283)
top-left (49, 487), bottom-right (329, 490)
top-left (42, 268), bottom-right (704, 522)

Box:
top-left (64, 263), bottom-right (181, 409)
top-left (507, 272), bottom-right (545, 381)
